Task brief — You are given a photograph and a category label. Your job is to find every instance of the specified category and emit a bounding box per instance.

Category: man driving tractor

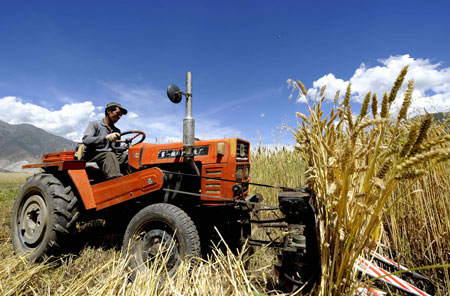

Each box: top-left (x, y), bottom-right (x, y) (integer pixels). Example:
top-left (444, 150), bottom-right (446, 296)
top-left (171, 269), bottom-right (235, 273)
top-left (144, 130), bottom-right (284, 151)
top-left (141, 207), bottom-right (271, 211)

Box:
top-left (82, 102), bottom-right (128, 179)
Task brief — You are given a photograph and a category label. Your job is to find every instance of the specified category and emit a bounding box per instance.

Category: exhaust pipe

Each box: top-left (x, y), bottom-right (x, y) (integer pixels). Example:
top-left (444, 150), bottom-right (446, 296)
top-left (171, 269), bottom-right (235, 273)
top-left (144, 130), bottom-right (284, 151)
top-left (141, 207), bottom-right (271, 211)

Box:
top-left (166, 72), bottom-right (199, 175)
top-left (183, 72), bottom-right (200, 175)
top-left (183, 72), bottom-right (195, 157)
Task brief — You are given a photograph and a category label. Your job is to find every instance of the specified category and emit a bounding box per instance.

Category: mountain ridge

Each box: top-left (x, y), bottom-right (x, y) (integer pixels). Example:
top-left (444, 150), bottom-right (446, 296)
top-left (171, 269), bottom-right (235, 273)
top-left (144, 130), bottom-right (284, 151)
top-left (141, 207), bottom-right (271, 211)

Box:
top-left (0, 120), bottom-right (76, 172)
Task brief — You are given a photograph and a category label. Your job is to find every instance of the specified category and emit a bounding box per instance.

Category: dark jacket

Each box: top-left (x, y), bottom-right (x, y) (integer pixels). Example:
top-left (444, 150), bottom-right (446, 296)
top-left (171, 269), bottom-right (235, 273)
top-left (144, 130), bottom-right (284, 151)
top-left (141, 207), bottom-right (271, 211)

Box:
top-left (82, 119), bottom-right (121, 159)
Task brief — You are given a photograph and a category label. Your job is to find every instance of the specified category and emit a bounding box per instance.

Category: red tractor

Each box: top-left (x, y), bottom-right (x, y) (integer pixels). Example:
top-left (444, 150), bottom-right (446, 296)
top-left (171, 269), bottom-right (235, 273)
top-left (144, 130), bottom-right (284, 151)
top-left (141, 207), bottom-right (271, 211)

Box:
top-left (11, 72), bottom-right (319, 290)
top-left (11, 72), bottom-right (261, 265)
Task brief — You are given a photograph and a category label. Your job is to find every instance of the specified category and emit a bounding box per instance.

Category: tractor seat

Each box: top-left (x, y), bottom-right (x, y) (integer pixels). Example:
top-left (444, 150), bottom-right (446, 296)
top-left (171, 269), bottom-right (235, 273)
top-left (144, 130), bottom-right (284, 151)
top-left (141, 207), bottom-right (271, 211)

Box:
top-left (75, 144), bottom-right (101, 172)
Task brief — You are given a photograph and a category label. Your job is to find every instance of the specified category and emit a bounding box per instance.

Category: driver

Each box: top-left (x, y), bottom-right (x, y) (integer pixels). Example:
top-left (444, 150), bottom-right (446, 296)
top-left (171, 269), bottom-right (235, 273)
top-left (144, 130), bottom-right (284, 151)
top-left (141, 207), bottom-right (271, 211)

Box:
top-left (82, 102), bottom-right (128, 180)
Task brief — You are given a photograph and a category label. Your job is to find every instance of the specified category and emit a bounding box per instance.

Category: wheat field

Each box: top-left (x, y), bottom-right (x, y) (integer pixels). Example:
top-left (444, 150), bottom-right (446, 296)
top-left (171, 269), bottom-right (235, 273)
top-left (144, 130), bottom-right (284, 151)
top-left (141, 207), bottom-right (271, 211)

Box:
top-left (1, 68), bottom-right (450, 295)
top-left (289, 66), bottom-right (450, 295)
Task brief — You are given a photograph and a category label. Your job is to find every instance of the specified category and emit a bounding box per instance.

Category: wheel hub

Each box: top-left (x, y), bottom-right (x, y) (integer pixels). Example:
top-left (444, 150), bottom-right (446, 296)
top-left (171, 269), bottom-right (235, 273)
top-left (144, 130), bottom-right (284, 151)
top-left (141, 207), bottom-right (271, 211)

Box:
top-left (140, 229), bottom-right (178, 269)
top-left (19, 194), bottom-right (48, 245)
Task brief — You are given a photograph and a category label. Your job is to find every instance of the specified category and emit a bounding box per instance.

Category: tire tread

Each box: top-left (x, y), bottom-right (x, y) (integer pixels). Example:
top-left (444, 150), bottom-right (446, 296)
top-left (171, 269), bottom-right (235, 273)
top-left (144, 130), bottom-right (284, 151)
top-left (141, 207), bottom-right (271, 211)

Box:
top-left (11, 173), bottom-right (80, 261)
top-left (123, 203), bottom-right (201, 279)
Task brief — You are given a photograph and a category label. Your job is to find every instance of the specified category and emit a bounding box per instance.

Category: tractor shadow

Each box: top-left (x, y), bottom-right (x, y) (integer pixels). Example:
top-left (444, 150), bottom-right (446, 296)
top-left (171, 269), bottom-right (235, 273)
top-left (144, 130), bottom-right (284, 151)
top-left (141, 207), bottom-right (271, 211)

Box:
top-left (66, 219), bottom-right (125, 255)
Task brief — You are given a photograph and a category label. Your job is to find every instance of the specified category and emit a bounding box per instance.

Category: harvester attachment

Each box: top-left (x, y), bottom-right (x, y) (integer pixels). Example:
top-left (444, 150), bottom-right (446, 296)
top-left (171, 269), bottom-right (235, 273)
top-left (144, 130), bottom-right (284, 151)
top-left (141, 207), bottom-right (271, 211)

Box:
top-left (275, 187), bottom-right (320, 293)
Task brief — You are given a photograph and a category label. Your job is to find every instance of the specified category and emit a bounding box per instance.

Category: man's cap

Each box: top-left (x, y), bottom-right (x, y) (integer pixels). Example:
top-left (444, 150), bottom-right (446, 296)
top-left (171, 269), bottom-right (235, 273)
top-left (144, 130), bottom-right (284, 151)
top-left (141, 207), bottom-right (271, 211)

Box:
top-left (106, 102), bottom-right (127, 115)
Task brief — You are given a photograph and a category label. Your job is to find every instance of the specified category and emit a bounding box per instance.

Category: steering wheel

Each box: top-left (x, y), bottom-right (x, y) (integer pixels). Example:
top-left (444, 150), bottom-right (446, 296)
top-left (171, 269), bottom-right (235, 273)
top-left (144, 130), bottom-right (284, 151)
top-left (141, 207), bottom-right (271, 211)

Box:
top-left (111, 130), bottom-right (146, 151)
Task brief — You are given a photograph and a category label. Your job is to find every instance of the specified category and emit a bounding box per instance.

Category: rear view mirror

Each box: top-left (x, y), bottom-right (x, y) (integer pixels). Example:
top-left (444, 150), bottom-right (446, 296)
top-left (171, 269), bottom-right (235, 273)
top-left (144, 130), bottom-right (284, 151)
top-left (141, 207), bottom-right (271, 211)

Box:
top-left (167, 84), bottom-right (182, 104)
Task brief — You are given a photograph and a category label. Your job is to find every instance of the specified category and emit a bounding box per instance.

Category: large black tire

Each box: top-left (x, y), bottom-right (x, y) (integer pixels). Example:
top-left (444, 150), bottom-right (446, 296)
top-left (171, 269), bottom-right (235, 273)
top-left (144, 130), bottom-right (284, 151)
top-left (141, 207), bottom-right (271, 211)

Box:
top-left (11, 173), bottom-right (79, 261)
top-left (123, 203), bottom-right (200, 279)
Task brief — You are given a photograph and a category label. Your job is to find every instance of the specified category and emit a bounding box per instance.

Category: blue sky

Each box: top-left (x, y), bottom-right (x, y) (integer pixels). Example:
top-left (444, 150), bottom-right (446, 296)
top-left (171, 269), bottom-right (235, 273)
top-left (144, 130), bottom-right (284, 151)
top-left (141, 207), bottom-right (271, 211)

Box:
top-left (1, 0), bottom-right (450, 146)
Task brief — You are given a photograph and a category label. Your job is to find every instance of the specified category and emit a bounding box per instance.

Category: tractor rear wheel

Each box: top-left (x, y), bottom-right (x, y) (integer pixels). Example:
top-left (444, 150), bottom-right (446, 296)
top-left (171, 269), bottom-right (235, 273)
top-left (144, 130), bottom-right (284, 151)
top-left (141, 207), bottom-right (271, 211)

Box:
top-left (11, 173), bottom-right (79, 261)
top-left (123, 203), bottom-right (200, 279)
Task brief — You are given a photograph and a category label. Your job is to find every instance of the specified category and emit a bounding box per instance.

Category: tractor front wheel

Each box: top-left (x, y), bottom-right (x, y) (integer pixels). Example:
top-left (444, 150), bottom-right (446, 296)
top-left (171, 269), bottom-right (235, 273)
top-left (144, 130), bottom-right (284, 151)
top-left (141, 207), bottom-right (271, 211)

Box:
top-left (123, 203), bottom-right (200, 279)
top-left (11, 173), bottom-right (79, 261)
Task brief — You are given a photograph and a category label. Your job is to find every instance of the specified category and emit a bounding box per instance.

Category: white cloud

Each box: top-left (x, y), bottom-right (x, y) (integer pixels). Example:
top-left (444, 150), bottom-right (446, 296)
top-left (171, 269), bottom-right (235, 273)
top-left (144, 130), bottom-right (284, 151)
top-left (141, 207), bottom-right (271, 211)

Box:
top-left (260, 113), bottom-right (265, 118)
top-left (310, 73), bottom-right (348, 101)
top-left (302, 54), bottom-right (450, 115)
top-left (127, 111), bottom-right (139, 119)
top-left (0, 82), bottom-right (242, 144)
top-left (0, 96), bottom-right (100, 141)
top-left (196, 118), bottom-right (241, 140)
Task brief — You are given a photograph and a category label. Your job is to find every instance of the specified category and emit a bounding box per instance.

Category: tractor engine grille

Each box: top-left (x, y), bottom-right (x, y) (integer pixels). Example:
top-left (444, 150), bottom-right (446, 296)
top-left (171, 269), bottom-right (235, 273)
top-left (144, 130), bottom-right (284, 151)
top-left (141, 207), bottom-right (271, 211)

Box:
top-left (236, 140), bottom-right (249, 162)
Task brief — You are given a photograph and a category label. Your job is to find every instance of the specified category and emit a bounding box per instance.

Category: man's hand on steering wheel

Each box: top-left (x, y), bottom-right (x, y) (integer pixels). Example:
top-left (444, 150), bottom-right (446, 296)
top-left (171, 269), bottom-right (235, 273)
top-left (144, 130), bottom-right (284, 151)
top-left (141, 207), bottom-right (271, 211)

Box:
top-left (110, 130), bottom-right (146, 151)
top-left (105, 132), bottom-right (120, 142)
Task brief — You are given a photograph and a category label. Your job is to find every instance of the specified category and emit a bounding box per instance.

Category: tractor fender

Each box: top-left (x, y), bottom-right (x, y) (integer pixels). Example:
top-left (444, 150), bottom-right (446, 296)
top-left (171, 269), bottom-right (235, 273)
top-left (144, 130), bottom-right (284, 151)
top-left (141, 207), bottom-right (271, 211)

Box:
top-left (67, 170), bottom-right (96, 210)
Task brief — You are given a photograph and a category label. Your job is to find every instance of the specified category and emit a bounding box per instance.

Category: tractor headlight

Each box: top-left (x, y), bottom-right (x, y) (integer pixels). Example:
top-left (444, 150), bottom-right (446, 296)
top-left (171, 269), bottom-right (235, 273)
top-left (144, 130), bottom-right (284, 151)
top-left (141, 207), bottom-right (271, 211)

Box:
top-left (239, 143), bottom-right (246, 157)
top-left (236, 166), bottom-right (243, 181)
